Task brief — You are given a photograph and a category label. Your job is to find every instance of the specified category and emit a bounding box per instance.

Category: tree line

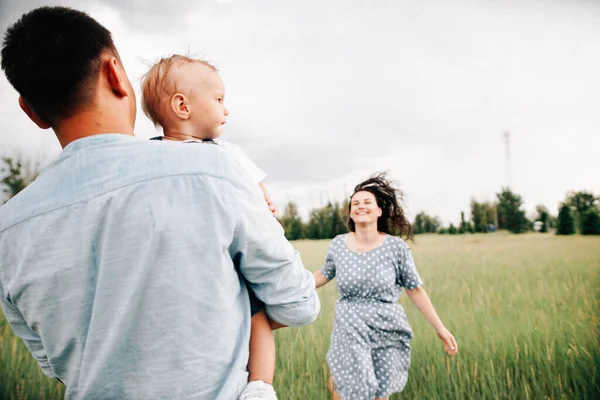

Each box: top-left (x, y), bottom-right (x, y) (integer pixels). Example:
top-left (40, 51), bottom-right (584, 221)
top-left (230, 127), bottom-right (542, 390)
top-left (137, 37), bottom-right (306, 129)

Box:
top-left (2, 156), bottom-right (599, 238)
top-left (277, 187), bottom-right (599, 239)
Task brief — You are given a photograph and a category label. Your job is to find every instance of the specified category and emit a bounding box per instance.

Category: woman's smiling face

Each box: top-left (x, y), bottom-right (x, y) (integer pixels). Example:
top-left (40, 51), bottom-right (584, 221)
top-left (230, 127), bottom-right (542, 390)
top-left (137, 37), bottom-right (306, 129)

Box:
top-left (350, 190), bottom-right (382, 225)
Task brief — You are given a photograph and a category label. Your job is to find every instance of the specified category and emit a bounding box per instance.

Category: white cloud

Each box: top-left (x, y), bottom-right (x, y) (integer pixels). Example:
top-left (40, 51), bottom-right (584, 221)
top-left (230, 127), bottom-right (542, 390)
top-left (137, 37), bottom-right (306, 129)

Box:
top-left (1, 0), bottom-right (599, 224)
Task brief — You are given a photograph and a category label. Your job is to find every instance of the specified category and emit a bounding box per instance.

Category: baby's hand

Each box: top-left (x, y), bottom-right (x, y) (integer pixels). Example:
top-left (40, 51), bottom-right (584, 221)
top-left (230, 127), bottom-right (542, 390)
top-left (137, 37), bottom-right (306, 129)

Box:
top-left (265, 195), bottom-right (277, 217)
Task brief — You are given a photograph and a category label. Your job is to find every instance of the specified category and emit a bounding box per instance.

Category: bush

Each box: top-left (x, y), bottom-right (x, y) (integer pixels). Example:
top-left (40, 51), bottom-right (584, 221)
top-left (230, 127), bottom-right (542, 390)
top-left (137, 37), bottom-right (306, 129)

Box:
top-left (556, 204), bottom-right (575, 235)
top-left (580, 207), bottom-right (600, 235)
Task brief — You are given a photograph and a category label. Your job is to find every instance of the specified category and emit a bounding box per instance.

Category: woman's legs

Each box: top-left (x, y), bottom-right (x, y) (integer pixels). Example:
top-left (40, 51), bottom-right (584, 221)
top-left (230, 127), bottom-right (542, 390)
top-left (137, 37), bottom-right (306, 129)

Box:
top-left (328, 376), bottom-right (341, 400)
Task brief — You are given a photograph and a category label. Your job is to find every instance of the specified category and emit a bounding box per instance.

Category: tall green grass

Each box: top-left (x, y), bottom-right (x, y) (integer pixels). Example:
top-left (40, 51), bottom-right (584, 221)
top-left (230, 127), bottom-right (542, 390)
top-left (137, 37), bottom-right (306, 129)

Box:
top-left (275, 234), bottom-right (600, 399)
top-left (1, 234), bottom-right (599, 399)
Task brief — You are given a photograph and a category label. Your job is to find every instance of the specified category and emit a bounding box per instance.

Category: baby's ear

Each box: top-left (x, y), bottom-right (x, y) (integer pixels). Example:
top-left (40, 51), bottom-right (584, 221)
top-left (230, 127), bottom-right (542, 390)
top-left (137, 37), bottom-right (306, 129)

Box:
top-left (170, 93), bottom-right (191, 120)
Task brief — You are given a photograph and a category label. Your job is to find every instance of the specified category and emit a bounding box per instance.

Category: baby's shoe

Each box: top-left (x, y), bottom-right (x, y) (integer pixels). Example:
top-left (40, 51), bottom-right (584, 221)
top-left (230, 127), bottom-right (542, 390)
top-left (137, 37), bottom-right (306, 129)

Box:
top-left (239, 380), bottom-right (278, 400)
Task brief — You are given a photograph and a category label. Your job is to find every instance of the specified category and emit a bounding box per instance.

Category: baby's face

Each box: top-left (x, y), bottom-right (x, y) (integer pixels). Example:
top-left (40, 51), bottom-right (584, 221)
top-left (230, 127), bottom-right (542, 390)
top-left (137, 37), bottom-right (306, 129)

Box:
top-left (174, 63), bottom-right (229, 139)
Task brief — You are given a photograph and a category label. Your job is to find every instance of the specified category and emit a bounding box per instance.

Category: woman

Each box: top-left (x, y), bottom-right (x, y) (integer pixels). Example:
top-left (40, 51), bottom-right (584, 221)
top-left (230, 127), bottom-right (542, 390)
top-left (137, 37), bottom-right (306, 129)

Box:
top-left (315, 173), bottom-right (458, 400)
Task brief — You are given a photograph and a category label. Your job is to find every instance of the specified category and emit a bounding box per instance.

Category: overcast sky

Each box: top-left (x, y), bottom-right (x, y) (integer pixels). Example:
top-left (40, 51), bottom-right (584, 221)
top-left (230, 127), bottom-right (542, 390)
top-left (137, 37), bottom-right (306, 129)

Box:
top-left (1, 0), bottom-right (599, 223)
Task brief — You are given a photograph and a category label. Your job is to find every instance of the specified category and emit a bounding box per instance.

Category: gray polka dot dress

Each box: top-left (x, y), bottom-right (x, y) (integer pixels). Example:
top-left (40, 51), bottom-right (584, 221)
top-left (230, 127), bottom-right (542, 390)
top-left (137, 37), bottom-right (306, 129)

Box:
top-left (320, 234), bottom-right (423, 400)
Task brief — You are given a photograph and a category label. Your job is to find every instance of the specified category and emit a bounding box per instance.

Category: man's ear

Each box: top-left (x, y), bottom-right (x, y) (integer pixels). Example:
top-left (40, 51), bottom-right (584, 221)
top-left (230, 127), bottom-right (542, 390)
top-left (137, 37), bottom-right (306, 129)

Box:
top-left (18, 96), bottom-right (51, 129)
top-left (105, 56), bottom-right (128, 98)
top-left (170, 93), bottom-right (191, 120)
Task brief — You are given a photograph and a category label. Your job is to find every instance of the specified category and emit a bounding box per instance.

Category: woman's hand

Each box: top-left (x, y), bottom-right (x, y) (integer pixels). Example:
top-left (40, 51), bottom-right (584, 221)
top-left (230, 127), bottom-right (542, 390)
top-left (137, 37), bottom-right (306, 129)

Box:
top-left (436, 326), bottom-right (458, 356)
top-left (405, 287), bottom-right (458, 356)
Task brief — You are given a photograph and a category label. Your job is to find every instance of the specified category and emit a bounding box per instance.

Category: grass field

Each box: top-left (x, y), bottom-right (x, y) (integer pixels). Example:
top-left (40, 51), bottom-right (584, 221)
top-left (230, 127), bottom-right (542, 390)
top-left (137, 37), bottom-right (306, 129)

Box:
top-left (1, 233), bottom-right (599, 399)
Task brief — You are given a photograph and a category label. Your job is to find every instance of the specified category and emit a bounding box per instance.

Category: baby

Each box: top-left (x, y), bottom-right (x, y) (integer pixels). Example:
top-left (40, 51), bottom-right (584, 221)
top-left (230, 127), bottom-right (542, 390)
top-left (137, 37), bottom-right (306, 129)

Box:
top-left (141, 55), bottom-right (278, 400)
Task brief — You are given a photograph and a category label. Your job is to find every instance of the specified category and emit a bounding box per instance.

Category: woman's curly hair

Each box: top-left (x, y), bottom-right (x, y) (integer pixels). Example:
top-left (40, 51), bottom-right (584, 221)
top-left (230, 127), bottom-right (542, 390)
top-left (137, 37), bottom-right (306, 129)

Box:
top-left (348, 172), bottom-right (413, 240)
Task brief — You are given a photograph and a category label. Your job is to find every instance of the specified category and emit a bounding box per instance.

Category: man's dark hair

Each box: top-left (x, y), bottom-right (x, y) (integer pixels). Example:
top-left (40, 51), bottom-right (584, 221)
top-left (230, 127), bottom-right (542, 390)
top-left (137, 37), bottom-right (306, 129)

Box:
top-left (1, 6), bottom-right (118, 125)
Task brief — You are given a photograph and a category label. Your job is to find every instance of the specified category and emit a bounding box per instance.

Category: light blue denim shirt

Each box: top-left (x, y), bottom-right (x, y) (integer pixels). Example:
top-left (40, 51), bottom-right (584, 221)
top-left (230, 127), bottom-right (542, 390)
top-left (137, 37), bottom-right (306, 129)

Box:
top-left (0, 134), bottom-right (320, 399)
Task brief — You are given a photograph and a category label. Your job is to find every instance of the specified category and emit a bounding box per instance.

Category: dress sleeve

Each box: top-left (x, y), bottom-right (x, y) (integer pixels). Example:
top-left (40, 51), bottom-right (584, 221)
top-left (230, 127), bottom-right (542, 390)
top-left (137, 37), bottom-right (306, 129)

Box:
top-left (396, 240), bottom-right (423, 289)
top-left (320, 238), bottom-right (338, 280)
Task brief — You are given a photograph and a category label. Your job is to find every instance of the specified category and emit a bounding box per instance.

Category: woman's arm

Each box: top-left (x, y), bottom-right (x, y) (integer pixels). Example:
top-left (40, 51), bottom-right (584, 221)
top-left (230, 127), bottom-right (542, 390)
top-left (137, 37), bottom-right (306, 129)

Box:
top-left (314, 270), bottom-right (331, 289)
top-left (405, 286), bottom-right (458, 355)
top-left (269, 269), bottom-right (330, 328)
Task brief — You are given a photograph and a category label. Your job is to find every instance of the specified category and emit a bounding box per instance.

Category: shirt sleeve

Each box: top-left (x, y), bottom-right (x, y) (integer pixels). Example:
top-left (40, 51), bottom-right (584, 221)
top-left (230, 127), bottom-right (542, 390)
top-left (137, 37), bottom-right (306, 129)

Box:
top-left (396, 240), bottom-right (424, 290)
top-left (227, 165), bottom-right (320, 327)
top-left (0, 287), bottom-right (56, 378)
top-left (220, 141), bottom-right (267, 184)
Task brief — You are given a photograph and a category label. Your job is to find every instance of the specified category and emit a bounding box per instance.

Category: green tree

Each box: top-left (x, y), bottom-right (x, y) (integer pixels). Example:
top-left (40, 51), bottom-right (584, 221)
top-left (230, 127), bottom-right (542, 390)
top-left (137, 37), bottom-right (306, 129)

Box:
top-left (414, 212), bottom-right (441, 234)
top-left (329, 202), bottom-right (348, 237)
top-left (1, 156), bottom-right (43, 203)
top-left (280, 202), bottom-right (304, 240)
top-left (564, 191), bottom-right (599, 233)
top-left (470, 200), bottom-right (487, 233)
top-left (321, 203), bottom-right (335, 239)
top-left (496, 202), bottom-right (506, 230)
top-left (485, 203), bottom-right (498, 230)
top-left (548, 213), bottom-right (557, 229)
top-left (471, 200), bottom-right (497, 232)
top-left (305, 208), bottom-right (327, 239)
top-left (580, 207), bottom-right (600, 235)
top-left (458, 211), bottom-right (472, 234)
top-left (496, 187), bottom-right (528, 234)
top-left (565, 191), bottom-right (597, 215)
top-left (306, 203), bottom-right (344, 240)
top-left (535, 204), bottom-right (550, 233)
top-left (556, 203), bottom-right (575, 235)
top-left (340, 199), bottom-right (350, 229)
top-left (425, 215), bottom-right (441, 233)
top-left (448, 223), bottom-right (458, 235)
top-left (303, 201), bottom-right (351, 239)
top-left (414, 212), bottom-right (426, 234)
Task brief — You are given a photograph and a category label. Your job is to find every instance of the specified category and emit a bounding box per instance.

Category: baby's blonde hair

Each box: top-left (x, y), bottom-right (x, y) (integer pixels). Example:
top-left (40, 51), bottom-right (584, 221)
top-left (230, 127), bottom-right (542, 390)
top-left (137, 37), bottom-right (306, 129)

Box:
top-left (141, 54), bottom-right (217, 127)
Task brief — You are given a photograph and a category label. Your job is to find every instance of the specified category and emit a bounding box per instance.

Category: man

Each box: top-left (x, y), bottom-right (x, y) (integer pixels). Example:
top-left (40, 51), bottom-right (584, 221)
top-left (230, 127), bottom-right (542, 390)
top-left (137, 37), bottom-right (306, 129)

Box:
top-left (0, 6), bottom-right (319, 399)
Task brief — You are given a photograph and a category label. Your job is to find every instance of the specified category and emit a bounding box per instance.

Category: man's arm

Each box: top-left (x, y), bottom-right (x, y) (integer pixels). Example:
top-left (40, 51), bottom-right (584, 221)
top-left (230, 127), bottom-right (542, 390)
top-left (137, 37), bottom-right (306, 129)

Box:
top-left (227, 178), bottom-right (320, 328)
top-left (0, 294), bottom-right (57, 379)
